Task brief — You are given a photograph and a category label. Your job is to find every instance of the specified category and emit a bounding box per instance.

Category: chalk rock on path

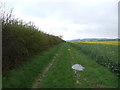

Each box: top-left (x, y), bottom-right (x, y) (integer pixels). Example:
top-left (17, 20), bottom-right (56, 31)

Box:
top-left (72, 64), bottom-right (85, 71)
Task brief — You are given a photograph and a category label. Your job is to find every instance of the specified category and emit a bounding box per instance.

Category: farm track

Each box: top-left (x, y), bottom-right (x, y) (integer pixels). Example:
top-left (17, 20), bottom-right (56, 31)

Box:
top-left (32, 45), bottom-right (64, 88)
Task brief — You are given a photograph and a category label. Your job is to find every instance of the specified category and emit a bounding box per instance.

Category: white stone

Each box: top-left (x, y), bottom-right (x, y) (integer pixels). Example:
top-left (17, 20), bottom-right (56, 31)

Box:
top-left (72, 64), bottom-right (85, 71)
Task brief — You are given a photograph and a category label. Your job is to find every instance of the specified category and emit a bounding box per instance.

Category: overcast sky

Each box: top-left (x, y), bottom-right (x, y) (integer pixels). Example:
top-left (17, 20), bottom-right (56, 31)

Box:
top-left (2, 0), bottom-right (119, 40)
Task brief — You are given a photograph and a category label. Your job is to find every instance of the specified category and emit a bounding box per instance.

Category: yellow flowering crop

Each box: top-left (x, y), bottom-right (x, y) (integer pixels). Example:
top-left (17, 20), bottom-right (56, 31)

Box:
top-left (69, 41), bottom-right (120, 45)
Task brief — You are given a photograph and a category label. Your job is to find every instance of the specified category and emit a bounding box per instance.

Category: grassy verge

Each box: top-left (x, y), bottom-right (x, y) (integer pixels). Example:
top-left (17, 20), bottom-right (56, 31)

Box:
top-left (2, 43), bottom-right (63, 88)
top-left (39, 43), bottom-right (118, 88)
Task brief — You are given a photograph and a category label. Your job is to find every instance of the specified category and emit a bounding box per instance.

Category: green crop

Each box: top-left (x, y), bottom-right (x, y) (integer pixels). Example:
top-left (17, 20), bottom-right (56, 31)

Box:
top-left (70, 43), bottom-right (119, 77)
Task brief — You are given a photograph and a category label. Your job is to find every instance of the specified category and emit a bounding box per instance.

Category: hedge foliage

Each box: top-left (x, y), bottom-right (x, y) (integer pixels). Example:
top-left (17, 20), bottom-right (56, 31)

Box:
top-left (2, 12), bottom-right (64, 73)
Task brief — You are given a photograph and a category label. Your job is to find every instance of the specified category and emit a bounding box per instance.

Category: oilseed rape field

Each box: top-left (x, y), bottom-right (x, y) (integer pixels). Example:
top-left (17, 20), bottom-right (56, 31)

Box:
top-left (70, 41), bottom-right (120, 45)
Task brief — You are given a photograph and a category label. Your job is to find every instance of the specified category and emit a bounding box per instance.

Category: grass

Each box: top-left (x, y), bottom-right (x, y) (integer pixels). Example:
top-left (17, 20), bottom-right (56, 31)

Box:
top-left (2, 43), bottom-right (63, 88)
top-left (38, 43), bottom-right (118, 88)
top-left (39, 43), bottom-right (76, 88)
top-left (68, 45), bottom-right (118, 88)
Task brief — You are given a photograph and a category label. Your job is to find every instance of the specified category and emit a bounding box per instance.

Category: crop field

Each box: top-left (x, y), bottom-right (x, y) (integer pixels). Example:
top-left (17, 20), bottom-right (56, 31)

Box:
top-left (70, 41), bottom-right (119, 77)
top-left (3, 43), bottom-right (118, 88)
top-left (70, 41), bottom-right (120, 45)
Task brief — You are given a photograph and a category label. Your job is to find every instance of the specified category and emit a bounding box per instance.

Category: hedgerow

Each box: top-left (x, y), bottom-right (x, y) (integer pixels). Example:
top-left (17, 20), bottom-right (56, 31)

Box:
top-left (2, 10), bottom-right (64, 74)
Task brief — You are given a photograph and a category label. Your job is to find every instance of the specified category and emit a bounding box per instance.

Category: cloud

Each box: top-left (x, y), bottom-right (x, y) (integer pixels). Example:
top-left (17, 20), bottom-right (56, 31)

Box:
top-left (3, 0), bottom-right (119, 40)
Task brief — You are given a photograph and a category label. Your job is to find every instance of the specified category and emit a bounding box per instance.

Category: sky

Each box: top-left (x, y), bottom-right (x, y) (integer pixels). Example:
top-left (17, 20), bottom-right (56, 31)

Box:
top-left (1, 0), bottom-right (119, 40)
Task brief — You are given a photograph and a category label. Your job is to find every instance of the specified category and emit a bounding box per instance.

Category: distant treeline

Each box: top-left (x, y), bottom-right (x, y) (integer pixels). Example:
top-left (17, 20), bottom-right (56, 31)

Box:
top-left (2, 11), bottom-right (64, 74)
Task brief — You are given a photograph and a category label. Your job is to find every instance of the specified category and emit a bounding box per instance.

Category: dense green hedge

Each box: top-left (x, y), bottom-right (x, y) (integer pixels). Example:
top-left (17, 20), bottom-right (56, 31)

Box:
top-left (2, 14), bottom-right (64, 74)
